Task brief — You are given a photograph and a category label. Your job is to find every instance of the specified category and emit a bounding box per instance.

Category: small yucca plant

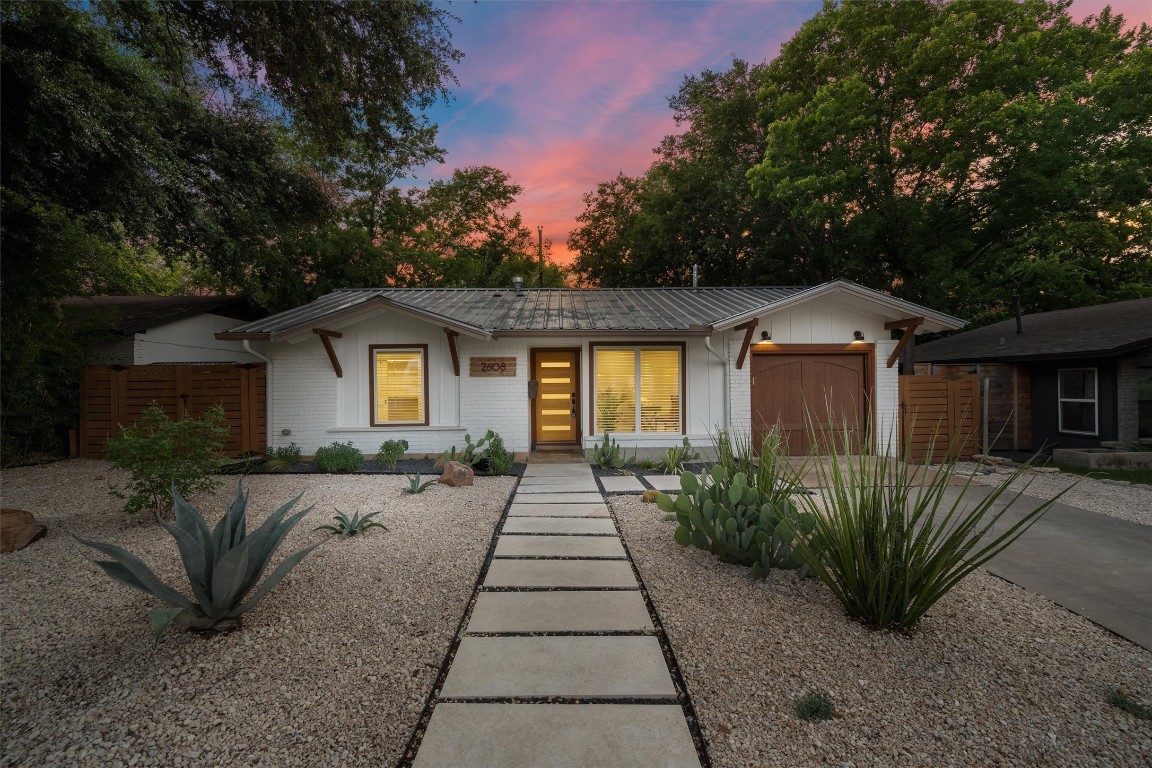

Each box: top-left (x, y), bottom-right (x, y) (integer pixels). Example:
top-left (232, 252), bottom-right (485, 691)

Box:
top-left (74, 483), bottom-right (323, 642)
top-left (403, 473), bottom-right (437, 494)
top-left (314, 509), bottom-right (388, 537)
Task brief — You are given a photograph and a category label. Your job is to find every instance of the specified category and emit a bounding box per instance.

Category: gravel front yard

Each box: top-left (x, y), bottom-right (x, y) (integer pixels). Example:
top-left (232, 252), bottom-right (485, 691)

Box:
top-left (613, 471), bottom-right (1152, 768)
top-left (1, 459), bottom-right (514, 768)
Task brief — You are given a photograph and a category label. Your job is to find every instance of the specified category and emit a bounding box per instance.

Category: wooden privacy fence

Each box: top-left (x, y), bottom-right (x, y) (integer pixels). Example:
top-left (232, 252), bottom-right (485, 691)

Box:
top-left (899, 374), bottom-right (980, 463)
top-left (79, 364), bottom-right (266, 458)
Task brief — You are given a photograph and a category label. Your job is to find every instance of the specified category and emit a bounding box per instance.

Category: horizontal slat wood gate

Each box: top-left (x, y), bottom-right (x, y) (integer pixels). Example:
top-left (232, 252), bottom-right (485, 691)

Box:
top-left (899, 374), bottom-right (980, 463)
top-left (80, 364), bottom-right (266, 458)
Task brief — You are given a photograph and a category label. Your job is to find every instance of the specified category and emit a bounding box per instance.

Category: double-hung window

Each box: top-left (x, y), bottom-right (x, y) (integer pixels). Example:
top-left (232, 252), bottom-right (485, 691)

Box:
top-left (1057, 368), bottom-right (1097, 436)
top-left (371, 345), bottom-right (428, 426)
top-left (593, 346), bottom-right (682, 434)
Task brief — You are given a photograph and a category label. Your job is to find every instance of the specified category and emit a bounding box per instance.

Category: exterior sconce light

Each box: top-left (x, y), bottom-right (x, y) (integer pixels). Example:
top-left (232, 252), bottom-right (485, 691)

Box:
top-left (853, 330), bottom-right (865, 341)
top-left (760, 330), bottom-right (772, 341)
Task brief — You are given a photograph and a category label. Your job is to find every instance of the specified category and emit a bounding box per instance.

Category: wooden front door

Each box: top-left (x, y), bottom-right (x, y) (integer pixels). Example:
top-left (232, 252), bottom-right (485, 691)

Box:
top-left (533, 350), bottom-right (579, 444)
top-left (751, 353), bottom-right (869, 455)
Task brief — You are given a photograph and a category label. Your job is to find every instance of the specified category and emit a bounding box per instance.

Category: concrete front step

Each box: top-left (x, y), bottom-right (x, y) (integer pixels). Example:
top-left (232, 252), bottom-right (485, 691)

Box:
top-left (413, 703), bottom-right (699, 768)
top-left (484, 559), bottom-right (638, 588)
top-left (502, 517), bottom-right (616, 535)
top-left (508, 502), bottom-right (609, 517)
top-left (466, 590), bottom-right (653, 633)
top-left (494, 535), bottom-right (627, 558)
top-left (511, 492), bottom-right (605, 504)
top-left (439, 636), bottom-right (678, 699)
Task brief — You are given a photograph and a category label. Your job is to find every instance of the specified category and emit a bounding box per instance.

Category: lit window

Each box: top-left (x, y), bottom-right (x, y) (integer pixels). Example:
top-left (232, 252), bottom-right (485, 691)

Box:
top-left (1058, 368), bottom-right (1097, 436)
top-left (372, 346), bottom-right (427, 426)
top-left (593, 347), bottom-right (681, 434)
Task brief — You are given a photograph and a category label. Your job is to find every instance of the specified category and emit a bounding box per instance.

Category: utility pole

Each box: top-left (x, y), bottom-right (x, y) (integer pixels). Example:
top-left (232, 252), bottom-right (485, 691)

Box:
top-left (538, 226), bottom-right (544, 287)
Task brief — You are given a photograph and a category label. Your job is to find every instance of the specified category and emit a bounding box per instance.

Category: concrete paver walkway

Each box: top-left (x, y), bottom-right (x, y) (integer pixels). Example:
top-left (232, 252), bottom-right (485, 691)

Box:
top-left (413, 462), bottom-right (701, 768)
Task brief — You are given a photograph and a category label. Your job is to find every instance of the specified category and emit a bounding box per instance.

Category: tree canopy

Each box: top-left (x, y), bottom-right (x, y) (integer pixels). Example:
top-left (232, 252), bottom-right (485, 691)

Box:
top-left (572, 0), bottom-right (1152, 324)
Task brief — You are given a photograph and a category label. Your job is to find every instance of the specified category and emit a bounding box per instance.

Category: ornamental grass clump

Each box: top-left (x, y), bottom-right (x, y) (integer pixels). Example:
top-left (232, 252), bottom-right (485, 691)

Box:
top-left (783, 425), bottom-right (1066, 631)
top-left (74, 483), bottom-right (323, 642)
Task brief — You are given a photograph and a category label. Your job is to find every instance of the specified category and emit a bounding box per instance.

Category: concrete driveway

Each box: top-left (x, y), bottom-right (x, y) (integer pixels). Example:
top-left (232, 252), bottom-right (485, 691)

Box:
top-left (940, 485), bottom-right (1152, 651)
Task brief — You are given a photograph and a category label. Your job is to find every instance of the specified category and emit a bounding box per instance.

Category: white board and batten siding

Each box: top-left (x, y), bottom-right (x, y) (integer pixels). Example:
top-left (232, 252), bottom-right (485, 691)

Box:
top-left (256, 297), bottom-right (902, 456)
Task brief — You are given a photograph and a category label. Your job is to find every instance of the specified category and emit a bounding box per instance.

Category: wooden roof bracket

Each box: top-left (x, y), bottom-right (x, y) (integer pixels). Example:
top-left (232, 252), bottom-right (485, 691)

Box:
top-left (734, 318), bottom-right (759, 370)
top-left (444, 327), bottom-right (460, 376)
top-left (884, 317), bottom-right (925, 369)
top-left (313, 328), bottom-right (343, 378)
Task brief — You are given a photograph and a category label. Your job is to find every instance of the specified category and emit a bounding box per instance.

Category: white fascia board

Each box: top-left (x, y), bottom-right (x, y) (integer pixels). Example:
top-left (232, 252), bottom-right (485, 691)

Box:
top-left (712, 280), bottom-right (965, 333)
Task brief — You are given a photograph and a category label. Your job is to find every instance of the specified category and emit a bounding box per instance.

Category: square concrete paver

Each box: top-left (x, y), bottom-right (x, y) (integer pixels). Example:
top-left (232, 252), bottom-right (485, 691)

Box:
top-left (413, 703), bottom-right (699, 768)
top-left (508, 502), bottom-right (609, 517)
top-left (484, 559), bottom-right (638, 588)
top-left (516, 482), bottom-right (601, 494)
top-left (501, 517), bottom-right (616, 535)
top-left (511, 492), bottom-right (605, 504)
top-left (466, 590), bottom-right (653, 633)
top-left (494, 535), bottom-right (626, 558)
top-left (438, 636), bottom-right (677, 698)
top-left (523, 464), bottom-right (594, 477)
top-left (599, 475), bottom-right (647, 493)
top-left (642, 474), bottom-right (685, 492)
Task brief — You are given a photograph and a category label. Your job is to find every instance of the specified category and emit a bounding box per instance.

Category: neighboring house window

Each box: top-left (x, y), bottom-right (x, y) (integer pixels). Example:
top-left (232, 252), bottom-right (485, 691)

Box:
top-left (371, 345), bottom-right (428, 426)
top-left (593, 346), bottom-right (682, 433)
top-left (1058, 368), bottom-right (1097, 436)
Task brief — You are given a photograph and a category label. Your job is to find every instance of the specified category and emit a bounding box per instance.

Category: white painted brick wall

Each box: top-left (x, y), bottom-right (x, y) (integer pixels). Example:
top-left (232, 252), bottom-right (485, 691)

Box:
top-left (874, 339), bottom-right (900, 455)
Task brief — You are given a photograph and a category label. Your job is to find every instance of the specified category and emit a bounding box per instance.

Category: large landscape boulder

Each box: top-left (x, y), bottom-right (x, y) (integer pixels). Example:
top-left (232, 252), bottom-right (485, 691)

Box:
top-left (1, 509), bottom-right (47, 553)
top-left (437, 461), bottom-right (474, 488)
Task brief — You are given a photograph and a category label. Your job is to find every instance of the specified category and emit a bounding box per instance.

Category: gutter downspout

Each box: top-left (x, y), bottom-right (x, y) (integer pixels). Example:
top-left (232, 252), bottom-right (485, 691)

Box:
top-left (703, 335), bottom-right (730, 434)
top-left (244, 340), bottom-right (274, 449)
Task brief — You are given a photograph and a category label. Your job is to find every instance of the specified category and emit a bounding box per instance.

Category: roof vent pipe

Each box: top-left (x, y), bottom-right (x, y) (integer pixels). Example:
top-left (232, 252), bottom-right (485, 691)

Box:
top-left (512, 276), bottom-right (524, 296)
top-left (692, 264), bottom-right (699, 292)
top-left (1014, 292), bottom-right (1023, 334)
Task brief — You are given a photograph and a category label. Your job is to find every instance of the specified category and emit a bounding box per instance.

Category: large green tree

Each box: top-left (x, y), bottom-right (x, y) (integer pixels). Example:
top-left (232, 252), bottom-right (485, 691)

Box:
top-left (747, 0), bottom-right (1151, 320)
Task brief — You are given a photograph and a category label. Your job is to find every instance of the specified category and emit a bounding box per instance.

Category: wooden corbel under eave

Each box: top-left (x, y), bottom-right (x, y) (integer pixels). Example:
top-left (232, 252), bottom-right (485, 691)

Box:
top-left (883, 317), bottom-right (925, 369)
top-left (443, 327), bottom-right (460, 376)
top-left (313, 328), bottom-right (343, 378)
top-left (734, 319), bottom-right (759, 370)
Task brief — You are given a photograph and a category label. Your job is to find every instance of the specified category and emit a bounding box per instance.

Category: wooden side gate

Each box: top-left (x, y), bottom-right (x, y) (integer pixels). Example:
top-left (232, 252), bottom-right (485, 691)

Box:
top-left (899, 374), bottom-right (980, 463)
top-left (79, 364), bottom-right (267, 458)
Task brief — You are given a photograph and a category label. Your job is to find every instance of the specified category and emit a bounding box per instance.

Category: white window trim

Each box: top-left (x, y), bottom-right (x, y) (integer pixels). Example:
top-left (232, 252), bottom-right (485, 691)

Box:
top-left (592, 345), bottom-right (684, 435)
top-left (1057, 367), bottom-right (1098, 436)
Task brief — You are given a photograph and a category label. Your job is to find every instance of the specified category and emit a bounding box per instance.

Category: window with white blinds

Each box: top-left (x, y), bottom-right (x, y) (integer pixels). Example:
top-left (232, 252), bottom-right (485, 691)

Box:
top-left (372, 347), bottom-right (427, 426)
top-left (593, 346), bottom-right (681, 434)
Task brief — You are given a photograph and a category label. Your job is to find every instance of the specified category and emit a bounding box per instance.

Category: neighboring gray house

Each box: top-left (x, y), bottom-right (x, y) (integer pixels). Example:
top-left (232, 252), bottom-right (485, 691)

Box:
top-left (63, 295), bottom-right (266, 365)
top-left (217, 280), bottom-right (962, 456)
top-left (915, 297), bottom-right (1152, 451)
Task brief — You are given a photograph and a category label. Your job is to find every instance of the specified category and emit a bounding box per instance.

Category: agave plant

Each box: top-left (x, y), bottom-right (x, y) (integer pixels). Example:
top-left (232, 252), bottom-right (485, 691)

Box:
top-left (403, 473), bottom-right (437, 494)
top-left (315, 509), bottom-right (388, 536)
top-left (74, 483), bottom-right (323, 642)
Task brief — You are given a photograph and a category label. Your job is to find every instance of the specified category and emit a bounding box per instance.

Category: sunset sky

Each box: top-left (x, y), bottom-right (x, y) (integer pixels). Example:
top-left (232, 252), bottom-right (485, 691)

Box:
top-left (413, 0), bottom-right (1151, 266)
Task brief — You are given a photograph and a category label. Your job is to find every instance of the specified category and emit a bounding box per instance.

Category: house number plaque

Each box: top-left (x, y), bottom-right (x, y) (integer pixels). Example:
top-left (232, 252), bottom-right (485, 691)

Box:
top-left (469, 357), bottom-right (517, 377)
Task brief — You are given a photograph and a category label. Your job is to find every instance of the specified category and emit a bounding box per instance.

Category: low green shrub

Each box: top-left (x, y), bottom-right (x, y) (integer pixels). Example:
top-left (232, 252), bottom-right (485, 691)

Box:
top-left (783, 428), bottom-right (1066, 630)
top-left (486, 433), bottom-right (515, 474)
top-left (104, 403), bottom-right (230, 515)
top-left (74, 483), bottom-right (322, 642)
top-left (376, 439), bottom-right (408, 469)
top-left (796, 691), bottom-right (834, 721)
top-left (263, 442), bottom-right (302, 472)
top-left (403, 473), bottom-right (437, 494)
top-left (314, 441), bottom-right (363, 473)
top-left (657, 465), bottom-right (815, 579)
top-left (659, 437), bottom-right (700, 475)
top-left (315, 509), bottom-right (388, 537)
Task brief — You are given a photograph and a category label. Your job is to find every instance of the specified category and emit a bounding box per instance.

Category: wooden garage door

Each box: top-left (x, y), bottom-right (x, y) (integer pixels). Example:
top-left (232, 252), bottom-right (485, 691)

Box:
top-left (751, 353), bottom-right (869, 455)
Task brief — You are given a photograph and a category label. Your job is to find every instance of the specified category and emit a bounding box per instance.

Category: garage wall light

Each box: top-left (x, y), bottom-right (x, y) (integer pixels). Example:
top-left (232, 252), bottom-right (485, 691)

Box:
top-left (760, 330), bottom-right (772, 341)
top-left (853, 330), bottom-right (865, 341)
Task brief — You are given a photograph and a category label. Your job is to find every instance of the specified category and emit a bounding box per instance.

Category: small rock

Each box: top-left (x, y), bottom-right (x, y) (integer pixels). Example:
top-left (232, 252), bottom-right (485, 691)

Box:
top-left (437, 461), bottom-right (474, 487)
top-left (0, 508), bottom-right (47, 553)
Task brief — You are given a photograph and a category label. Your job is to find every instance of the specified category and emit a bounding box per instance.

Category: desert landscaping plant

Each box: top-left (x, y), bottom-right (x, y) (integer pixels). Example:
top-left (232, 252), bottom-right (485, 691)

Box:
top-left (713, 427), bottom-right (804, 505)
top-left (315, 509), bottom-right (388, 537)
top-left (314, 441), bottom-right (363, 473)
top-left (657, 466), bottom-right (816, 579)
top-left (376, 439), bottom-right (408, 469)
top-left (658, 437), bottom-right (700, 474)
top-left (436, 430), bottom-right (496, 469)
top-left (74, 483), bottom-right (322, 642)
top-left (796, 691), bottom-right (834, 721)
top-left (486, 433), bottom-right (515, 474)
top-left (263, 443), bottom-right (302, 472)
top-left (590, 433), bottom-right (628, 469)
top-left (641, 489), bottom-right (661, 503)
top-left (403, 474), bottom-right (437, 494)
top-left (104, 403), bottom-right (230, 515)
top-left (783, 428), bottom-right (1066, 630)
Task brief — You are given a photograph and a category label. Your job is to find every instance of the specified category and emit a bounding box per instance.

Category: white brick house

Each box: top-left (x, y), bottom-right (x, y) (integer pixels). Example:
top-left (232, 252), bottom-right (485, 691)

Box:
top-left (217, 281), bottom-right (962, 456)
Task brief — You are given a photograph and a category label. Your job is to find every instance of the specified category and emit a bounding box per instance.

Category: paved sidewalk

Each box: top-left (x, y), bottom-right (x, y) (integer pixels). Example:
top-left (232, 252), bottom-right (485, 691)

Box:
top-left (941, 485), bottom-right (1152, 651)
top-left (412, 462), bottom-right (701, 768)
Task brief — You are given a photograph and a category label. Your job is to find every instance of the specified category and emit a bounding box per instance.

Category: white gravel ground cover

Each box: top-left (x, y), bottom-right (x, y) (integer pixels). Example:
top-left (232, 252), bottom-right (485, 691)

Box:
top-left (613, 492), bottom-right (1152, 768)
top-left (1, 459), bottom-right (513, 768)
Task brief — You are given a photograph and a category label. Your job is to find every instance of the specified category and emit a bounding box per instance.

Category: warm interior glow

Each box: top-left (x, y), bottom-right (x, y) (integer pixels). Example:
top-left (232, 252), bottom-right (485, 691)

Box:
top-left (375, 350), bottom-right (424, 423)
top-left (594, 347), bottom-right (680, 433)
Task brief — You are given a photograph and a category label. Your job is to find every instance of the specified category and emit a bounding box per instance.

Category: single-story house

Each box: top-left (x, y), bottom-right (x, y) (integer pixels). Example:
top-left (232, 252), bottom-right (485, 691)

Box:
top-left (62, 295), bottom-right (266, 365)
top-left (914, 297), bottom-right (1152, 452)
top-left (216, 280), bottom-right (963, 457)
